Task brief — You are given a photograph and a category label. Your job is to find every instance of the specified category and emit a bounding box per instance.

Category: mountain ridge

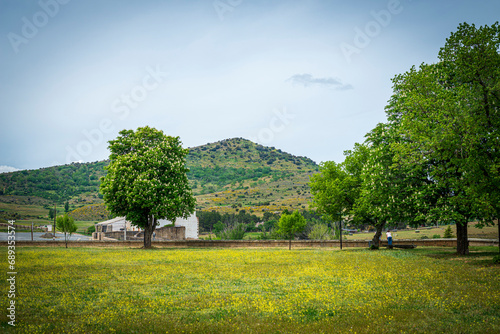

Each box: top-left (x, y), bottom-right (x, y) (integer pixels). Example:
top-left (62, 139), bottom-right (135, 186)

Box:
top-left (0, 138), bottom-right (319, 220)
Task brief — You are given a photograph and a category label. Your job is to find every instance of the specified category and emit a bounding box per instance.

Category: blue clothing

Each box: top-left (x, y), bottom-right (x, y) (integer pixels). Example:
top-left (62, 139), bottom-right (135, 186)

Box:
top-left (388, 236), bottom-right (393, 246)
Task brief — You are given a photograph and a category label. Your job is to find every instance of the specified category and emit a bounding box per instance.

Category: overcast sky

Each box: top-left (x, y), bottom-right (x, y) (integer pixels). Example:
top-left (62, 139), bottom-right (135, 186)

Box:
top-left (1, 0), bottom-right (499, 172)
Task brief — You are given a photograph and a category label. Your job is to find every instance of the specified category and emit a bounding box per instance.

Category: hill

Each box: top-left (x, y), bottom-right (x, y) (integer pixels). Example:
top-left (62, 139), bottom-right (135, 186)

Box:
top-left (0, 138), bottom-right (318, 220)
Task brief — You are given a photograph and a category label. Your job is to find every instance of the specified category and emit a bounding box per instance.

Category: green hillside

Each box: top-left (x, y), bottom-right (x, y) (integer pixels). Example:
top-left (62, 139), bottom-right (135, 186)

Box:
top-left (0, 138), bottom-right (318, 220)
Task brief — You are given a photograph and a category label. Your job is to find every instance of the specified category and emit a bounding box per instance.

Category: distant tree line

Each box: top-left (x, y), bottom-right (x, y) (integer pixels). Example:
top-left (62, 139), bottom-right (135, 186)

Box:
top-left (0, 161), bottom-right (107, 202)
top-left (197, 209), bottom-right (325, 234)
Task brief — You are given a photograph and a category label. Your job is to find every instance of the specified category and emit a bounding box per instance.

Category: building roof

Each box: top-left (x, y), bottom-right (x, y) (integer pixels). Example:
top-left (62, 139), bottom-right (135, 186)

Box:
top-left (96, 217), bottom-right (126, 226)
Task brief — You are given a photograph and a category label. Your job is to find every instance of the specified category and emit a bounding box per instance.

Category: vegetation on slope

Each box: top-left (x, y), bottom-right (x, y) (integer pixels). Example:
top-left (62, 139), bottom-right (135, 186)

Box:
top-left (0, 138), bottom-right (318, 220)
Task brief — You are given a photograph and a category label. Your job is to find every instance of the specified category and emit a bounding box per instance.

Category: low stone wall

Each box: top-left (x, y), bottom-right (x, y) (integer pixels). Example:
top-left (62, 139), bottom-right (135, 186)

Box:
top-left (156, 225), bottom-right (185, 240)
top-left (1, 238), bottom-right (497, 248)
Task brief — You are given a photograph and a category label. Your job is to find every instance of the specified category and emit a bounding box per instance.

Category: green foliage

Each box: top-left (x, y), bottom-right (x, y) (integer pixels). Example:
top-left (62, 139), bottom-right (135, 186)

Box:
top-left (0, 161), bottom-right (107, 201)
top-left (219, 223), bottom-right (247, 240)
top-left (56, 214), bottom-right (77, 232)
top-left (69, 204), bottom-right (110, 221)
top-left (493, 255), bottom-right (500, 264)
top-left (443, 225), bottom-right (455, 239)
top-left (386, 22), bottom-right (500, 254)
top-left (48, 208), bottom-right (55, 219)
top-left (278, 210), bottom-right (307, 242)
top-left (197, 210), bottom-right (261, 233)
top-left (56, 214), bottom-right (77, 248)
top-left (309, 158), bottom-right (361, 222)
top-left (257, 227), bottom-right (284, 240)
top-left (263, 219), bottom-right (277, 232)
top-left (420, 235), bottom-right (429, 239)
top-left (432, 234), bottom-right (441, 239)
top-left (308, 224), bottom-right (331, 240)
top-left (87, 225), bottom-right (96, 235)
top-left (213, 221), bottom-right (225, 235)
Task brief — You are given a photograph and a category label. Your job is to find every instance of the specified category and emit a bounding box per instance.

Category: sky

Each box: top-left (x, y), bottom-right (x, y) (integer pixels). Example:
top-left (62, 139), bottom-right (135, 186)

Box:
top-left (1, 0), bottom-right (499, 172)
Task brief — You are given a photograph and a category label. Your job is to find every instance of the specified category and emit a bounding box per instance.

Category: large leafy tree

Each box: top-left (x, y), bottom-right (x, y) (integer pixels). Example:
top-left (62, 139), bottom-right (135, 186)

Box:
top-left (439, 22), bottom-right (500, 252)
top-left (100, 126), bottom-right (195, 249)
top-left (387, 22), bottom-right (500, 254)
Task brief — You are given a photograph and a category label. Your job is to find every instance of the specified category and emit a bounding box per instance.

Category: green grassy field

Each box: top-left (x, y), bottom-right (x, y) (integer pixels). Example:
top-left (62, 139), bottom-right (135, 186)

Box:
top-left (1, 247), bottom-right (499, 333)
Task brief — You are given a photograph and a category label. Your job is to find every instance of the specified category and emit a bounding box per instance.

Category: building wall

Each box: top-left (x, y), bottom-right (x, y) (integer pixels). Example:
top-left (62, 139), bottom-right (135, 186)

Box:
top-left (157, 212), bottom-right (199, 239)
top-left (156, 226), bottom-right (185, 240)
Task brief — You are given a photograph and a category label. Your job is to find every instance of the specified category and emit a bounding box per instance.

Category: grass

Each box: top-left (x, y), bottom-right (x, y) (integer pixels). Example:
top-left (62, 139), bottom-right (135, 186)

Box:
top-left (344, 224), bottom-right (499, 241)
top-left (1, 246), bottom-right (499, 333)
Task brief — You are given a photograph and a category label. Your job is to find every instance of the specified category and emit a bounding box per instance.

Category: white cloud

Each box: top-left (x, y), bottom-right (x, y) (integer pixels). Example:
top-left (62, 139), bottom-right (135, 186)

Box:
top-left (286, 73), bottom-right (353, 90)
top-left (0, 165), bottom-right (21, 174)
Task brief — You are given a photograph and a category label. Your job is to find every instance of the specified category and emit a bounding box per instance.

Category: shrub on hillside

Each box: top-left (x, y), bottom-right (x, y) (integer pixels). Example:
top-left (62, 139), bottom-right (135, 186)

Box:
top-left (219, 224), bottom-right (246, 240)
top-left (432, 234), bottom-right (441, 239)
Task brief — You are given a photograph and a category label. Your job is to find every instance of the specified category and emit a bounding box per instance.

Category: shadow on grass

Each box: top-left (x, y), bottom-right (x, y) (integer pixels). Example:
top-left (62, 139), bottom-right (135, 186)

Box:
top-left (407, 246), bottom-right (500, 267)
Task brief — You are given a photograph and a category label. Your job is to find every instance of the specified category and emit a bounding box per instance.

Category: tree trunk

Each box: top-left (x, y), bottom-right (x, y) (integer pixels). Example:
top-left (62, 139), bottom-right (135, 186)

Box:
top-left (371, 221), bottom-right (384, 247)
top-left (289, 236), bottom-right (292, 250)
top-left (339, 219), bottom-right (343, 250)
top-left (143, 215), bottom-right (156, 249)
top-left (497, 218), bottom-right (499, 254)
top-left (65, 232), bottom-right (68, 248)
top-left (456, 221), bottom-right (469, 255)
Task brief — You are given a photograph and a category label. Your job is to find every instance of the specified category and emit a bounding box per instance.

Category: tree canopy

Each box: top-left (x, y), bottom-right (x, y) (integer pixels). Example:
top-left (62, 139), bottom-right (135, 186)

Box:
top-left (100, 126), bottom-right (195, 248)
top-left (56, 214), bottom-right (77, 248)
top-left (277, 210), bottom-right (307, 250)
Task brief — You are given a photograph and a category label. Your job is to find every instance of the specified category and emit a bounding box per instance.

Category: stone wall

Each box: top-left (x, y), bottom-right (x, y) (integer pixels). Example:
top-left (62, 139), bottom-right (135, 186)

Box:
top-left (155, 225), bottom-right (185, 240)
top-left (93, 226), bottom-right (186, 241)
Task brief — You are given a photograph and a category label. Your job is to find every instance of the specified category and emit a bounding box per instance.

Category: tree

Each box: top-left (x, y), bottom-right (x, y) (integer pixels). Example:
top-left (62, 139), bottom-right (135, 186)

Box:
top-left (48, 208), bottom-right (55, 220)
top-left (309, 144), bottom-right (367, 248)
top-left (386, 22), bottom-right (500, 254)
top-left (56, 214), bottom-right (77, 248)
top-left (100, 126), bottom-right (196, 249)
top-left (438, 22), bottom-right (500, 253)
top-left (64, 201), bottom-right (69, 213)
top-left (277, 210), bottom-right (307, 250)
top-left (353, 122), bottom-right (436, 247)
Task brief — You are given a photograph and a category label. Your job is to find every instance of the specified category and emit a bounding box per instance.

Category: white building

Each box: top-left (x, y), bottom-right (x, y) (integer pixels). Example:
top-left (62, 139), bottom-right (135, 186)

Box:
top-left (95, 212), bottom-right (198, 239)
